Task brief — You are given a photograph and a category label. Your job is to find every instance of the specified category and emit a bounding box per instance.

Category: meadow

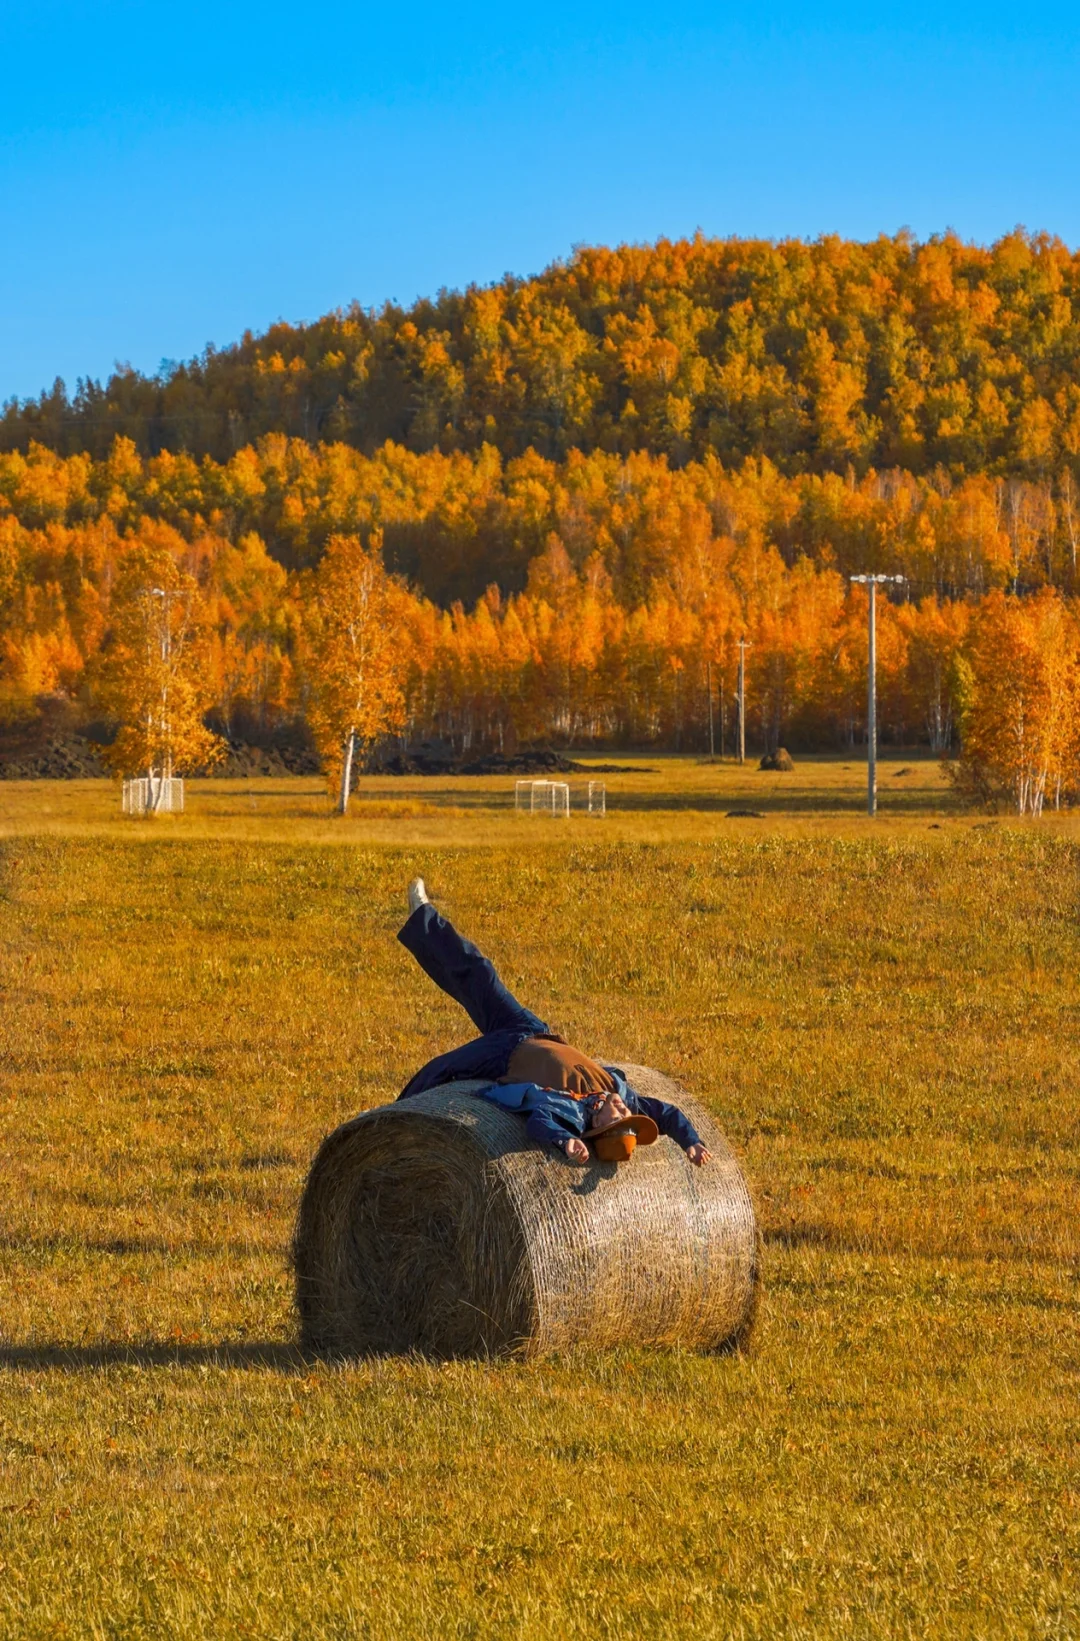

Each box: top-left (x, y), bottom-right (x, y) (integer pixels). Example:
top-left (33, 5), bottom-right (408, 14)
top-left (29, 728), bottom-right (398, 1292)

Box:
top-left (0, 756), bottom-right (1076, 1638)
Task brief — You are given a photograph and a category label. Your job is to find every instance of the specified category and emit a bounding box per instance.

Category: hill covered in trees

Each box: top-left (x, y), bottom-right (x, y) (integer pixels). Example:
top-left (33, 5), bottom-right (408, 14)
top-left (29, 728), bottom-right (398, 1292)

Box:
top-left (5, 231), bottom-right (1080, 482)
top-left (3, 435), bottom-right (1078, 788)
top-left (4, 230), bottom-right (1080, 796)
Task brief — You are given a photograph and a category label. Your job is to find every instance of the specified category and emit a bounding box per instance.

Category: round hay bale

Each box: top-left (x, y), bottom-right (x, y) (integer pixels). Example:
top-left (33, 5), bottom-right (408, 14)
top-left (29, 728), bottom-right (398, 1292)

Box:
top-left (293, 1065), bottom-right (759, 1360)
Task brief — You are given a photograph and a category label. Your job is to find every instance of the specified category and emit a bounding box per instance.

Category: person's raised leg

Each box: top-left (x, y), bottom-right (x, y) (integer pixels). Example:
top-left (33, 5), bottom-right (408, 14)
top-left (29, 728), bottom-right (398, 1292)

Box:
top-left (398, 879), bottom-right (549, 1038)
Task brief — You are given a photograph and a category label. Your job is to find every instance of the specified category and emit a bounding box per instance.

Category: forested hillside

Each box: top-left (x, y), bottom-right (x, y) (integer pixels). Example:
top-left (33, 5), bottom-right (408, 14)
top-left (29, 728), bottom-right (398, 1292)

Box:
top-left (2, 436), bottom-right (1075, 608)
top-left (5, 231), bottom-right (1080, 480)
top-left (4, 230), bottom-right (1080, 789)
top-left (3, 436), bottom-right (1078, 786)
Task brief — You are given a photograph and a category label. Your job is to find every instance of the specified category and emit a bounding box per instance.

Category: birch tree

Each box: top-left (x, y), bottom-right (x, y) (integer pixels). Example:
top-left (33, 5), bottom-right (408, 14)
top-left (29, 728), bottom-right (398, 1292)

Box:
top-left (953, 590), bottom-right (1080, 815)
top-left (95, 546), bottom-right (223, 804)
top-left (303, 533), bottom-right (406, 813)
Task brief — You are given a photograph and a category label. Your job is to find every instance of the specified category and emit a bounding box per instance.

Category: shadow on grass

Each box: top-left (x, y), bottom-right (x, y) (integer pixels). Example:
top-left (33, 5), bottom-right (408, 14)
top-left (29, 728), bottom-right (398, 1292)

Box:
top-left (764, 1225), bottom-right (843, 1250)
top-left (603, 787), bottom-right (958, 817)
top-left (0, 1340), bottom-right (311, 1372)
top-left (0, 1233), bottom-right (284, 1258)
top-left (762, 1224), bottom-right (1061, 1267)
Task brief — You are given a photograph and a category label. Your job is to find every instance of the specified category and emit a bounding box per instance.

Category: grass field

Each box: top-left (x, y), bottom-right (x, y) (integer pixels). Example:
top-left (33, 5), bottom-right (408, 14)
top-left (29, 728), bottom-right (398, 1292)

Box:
top-left (0, 758), bottom-right (1077, 1638)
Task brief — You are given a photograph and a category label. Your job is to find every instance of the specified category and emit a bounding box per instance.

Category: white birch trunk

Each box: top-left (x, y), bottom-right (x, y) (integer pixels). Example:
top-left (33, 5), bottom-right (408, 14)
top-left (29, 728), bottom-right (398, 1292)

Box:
top-left (337, 731), bottom-right (355, 815)
top-left (1033, 770), bottom-right (1047, 818)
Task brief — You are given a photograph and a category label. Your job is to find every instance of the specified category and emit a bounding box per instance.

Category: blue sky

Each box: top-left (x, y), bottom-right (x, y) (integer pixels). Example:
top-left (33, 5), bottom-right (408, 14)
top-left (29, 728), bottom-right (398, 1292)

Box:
top-left (1, 0), bottom-right (1078, 402)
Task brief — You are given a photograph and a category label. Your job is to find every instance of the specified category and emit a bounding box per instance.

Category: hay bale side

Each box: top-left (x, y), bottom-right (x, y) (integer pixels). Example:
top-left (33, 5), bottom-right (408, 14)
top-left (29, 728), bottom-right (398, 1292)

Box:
top-left (294, 1064), bottom-right (758, 1359)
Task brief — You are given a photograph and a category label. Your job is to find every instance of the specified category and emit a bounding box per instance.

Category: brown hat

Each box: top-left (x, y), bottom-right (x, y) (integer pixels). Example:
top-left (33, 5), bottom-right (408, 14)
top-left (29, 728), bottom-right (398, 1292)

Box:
top-left (583, 1113), bottom-right (659, 1163)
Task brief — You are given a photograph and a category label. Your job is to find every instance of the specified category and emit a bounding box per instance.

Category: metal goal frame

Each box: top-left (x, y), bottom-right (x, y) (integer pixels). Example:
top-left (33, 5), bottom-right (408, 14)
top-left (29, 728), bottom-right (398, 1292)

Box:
top-left (122, 777), bottom-right (185, 815)
top-left (514, 778), bottom-right (570, 818)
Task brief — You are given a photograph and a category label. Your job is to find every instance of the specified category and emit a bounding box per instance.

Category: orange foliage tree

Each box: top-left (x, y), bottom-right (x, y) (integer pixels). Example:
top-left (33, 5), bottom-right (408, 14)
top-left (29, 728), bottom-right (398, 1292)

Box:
top-left (94, 543), bottom-right (224, 800)
top-left (302, 533), bottom-right (406, 812)
top-left (7, 231), bottom-right (1080, 489)
top-left (5, 434), bottom-right (1080, 795)
top-left (952, 591), bottom-right (1080, 813)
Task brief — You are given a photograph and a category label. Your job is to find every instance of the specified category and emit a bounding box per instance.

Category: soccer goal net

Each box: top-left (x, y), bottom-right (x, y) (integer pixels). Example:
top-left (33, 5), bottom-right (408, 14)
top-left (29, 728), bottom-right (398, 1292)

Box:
top-left (122, 777), bottom-right (185, 815)
top-left (514, 778), bottom-right (570, 817)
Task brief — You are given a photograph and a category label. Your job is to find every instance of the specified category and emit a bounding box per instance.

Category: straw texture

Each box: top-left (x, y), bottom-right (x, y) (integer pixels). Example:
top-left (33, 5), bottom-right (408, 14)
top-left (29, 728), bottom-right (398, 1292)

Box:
top-left (293, 1064), bottom-right (759, 1359)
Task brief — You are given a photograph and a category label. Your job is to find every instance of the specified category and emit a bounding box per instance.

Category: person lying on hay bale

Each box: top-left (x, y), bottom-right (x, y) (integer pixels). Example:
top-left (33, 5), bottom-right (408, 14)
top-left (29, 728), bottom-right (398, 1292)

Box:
top-left (398, 880), bottom-right (712, 1168)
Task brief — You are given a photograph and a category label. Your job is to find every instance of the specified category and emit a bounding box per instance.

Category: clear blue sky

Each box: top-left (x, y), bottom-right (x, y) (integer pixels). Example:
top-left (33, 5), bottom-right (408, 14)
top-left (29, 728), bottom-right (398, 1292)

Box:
top-left (1, 0), bottom-right (1078, 402)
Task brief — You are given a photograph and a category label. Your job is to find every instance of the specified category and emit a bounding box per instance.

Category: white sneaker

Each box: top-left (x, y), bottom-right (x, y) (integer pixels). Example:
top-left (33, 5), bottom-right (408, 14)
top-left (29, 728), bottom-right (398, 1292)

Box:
top-left (407, 877), bottom-right (430, 914)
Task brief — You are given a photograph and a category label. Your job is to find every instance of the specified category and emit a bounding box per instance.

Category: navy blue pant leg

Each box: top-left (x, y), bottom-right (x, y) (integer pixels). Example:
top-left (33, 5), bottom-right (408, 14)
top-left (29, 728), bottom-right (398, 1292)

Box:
top-left (397, 905), bottom-right (549, 1037)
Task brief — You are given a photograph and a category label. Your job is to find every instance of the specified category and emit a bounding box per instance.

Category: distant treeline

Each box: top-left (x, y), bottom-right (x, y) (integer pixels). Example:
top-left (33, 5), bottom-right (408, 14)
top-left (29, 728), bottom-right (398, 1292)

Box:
top-left (4, 437), bottom-right (1080, 773)
top-left (4, 231), bottom-right (1080, 482)
top-left (3, 436), bottom-right (1076, 611)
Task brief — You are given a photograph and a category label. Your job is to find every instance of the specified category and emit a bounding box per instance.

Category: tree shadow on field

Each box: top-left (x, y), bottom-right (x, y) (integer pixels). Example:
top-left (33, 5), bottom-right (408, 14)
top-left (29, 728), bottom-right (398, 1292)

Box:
top-left (0, 1232), bottom-right (285, 1259)
top-left (0, 1340), bottom-right (311, 1373)
top-left (607, 783), bottom-right (954, 817)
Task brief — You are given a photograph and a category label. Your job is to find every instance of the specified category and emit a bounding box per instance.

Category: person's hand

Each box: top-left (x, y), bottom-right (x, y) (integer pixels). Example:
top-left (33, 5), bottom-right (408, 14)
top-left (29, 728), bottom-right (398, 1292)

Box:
top-left (686, 1143), bottom-right (712, 1166)
top-left (563, 1138), bottom-right (590, 1164)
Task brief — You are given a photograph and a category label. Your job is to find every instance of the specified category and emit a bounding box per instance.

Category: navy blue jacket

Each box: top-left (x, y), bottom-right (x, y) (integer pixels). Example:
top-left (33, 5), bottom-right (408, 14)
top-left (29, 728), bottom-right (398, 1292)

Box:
top-left (398, 1038), bottom-right (701, 1152)
top-left (398, 1028), bottom-right (539, 1100)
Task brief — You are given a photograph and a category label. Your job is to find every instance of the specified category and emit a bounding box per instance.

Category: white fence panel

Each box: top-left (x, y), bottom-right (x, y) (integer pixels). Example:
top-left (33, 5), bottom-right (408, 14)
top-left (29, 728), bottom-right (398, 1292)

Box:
top-left (122, 777), bottom-right (185, 815)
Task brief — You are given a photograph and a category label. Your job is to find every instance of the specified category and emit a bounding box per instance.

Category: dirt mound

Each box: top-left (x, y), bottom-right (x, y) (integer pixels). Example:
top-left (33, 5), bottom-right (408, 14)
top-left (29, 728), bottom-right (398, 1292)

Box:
top-left (214, 742), bottom-right (321, 777)
top-left (371, 743), bottom-right (647, 776)
top-left (369, 737), bottom-right (457, 775)
top-left (580, 762), bottom-right (655, 775)
top-left (0, 735), bottom-right (108, 779)
top-left (458, 749), bottom-right (578, 776)
top-left (0, 734), bottom-right (320, 780)
top-left (0, 722), bottom-right (645, 783)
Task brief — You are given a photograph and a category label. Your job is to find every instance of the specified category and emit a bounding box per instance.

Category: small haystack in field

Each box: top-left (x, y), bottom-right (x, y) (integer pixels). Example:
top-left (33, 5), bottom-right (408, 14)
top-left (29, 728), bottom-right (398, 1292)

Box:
top-left (294, 1065), bottom-right (758, 1359)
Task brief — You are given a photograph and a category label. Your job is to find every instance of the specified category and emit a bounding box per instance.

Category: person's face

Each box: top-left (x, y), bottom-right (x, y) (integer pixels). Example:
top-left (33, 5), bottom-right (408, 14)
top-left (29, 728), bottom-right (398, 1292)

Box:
top-left (591, 1093), bottom-right (630, 1130)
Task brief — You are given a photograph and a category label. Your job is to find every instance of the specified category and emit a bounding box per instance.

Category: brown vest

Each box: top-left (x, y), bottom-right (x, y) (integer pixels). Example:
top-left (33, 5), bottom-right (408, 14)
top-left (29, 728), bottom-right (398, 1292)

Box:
top-left (501, 1037), bottom-right (616, 1099)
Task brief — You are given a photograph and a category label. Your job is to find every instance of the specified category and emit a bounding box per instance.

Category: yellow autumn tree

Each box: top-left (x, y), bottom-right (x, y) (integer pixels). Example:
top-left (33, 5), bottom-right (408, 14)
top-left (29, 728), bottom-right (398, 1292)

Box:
top-left (953, 590), bottom-right (1080, 814)
top-left (303, 532), bottom-right (407, 813)
top-left (95, 544), bottom-right (224, 802)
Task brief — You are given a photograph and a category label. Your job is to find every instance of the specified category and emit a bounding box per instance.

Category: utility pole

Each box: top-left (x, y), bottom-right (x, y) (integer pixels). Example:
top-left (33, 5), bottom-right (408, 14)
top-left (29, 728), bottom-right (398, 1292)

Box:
top-left (707, 660), bottom-right (715, 758)
top-left (849, 574), bottom-right (905, 816)
top-left (737, 636), bottom-right (751, 764)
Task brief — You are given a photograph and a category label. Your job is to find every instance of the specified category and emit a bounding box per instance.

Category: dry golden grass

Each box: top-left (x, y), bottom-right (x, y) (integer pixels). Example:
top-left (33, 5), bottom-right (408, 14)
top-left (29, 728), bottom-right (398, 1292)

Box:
top-left (0, 758), bottom-right (1076, 1637)
top-left (0, 750), bottom-right (975, 845)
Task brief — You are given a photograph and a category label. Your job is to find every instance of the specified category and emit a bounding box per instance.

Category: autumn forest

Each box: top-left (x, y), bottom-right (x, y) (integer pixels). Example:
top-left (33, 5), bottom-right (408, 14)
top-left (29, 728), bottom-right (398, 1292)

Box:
top-left (4, 230), bottom-right (1080, 808)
